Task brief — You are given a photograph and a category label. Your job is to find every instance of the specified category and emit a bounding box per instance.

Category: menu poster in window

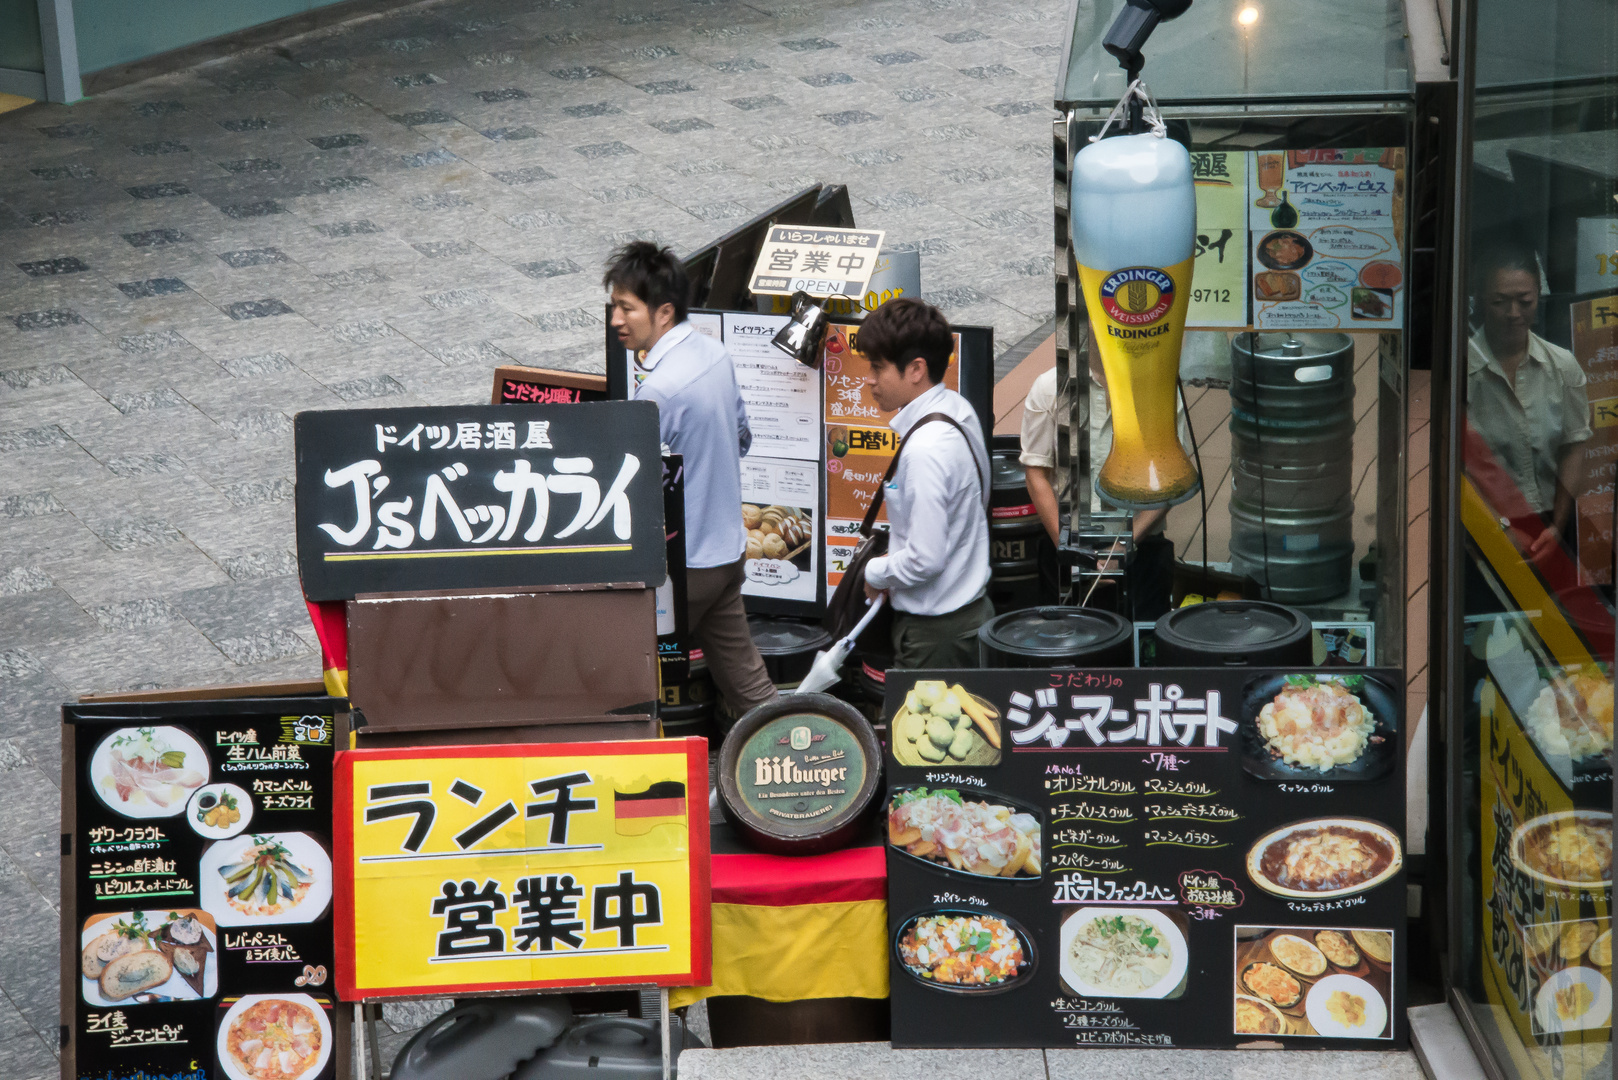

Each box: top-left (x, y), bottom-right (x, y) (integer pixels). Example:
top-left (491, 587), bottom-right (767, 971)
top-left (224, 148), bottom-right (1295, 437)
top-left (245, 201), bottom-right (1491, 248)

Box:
top-left (1252, 226), bottom-right (1405, 331)
top-left (1188, 151), bottom-right (1249, 328)
top-left (65, 698), bottom-right (341, 1080)
top-left (1569, 294), bottom-right (1618, 584)
top-left (1249, 149), bottom-right (1403, 232)
top-left (722, 312), bottom-right (823, 462)
top-left (884, 668), bottom-right (1406, 1050)
top-left (739, 456), bottom-right (820, 604)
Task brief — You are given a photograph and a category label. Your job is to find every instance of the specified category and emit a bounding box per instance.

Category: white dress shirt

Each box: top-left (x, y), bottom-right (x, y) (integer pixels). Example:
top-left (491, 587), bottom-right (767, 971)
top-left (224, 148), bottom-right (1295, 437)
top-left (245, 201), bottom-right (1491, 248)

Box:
top-left (1467, 329), bottom-right (1592, 513)
top-left (864, 383), bottom-right (991, 615)
top-left (633, 321), bottom-right (752, 568)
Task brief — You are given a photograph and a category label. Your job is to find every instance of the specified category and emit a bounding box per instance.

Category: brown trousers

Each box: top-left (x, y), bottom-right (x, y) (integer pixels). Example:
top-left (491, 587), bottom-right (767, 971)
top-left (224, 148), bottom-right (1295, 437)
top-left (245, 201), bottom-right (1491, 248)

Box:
top-left (686, 559), bottom-right (778, 716)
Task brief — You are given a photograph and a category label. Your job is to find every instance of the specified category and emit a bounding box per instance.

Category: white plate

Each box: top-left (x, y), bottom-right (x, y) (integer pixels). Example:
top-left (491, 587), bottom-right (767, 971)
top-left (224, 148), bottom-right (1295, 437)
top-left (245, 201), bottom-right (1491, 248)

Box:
top-left (187, 783), bottom-right (255, 840)
top-left (89, 726), bottom-right (210, 820)
top-left (81, 910), bottom-right (217, 1006)
top-left (1246, 817), bottom-right (1403, 900)
top-left (1059, 906), bottom-right (1188, 999)
top-left (1535, 965), bottom-right (1613, 1033)
top-left (200, 833), bottom-right (332, 926)
top-left (1305, 973), bottom-right (1389, 1038)
top-left (216, 993), bottom-right (333, 1080)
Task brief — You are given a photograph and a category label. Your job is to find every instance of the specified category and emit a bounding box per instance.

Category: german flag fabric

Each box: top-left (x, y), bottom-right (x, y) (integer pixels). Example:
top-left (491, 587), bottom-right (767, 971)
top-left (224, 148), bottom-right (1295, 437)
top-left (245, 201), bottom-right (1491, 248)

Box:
top-left (670, 824), bottom-right (887, 1007)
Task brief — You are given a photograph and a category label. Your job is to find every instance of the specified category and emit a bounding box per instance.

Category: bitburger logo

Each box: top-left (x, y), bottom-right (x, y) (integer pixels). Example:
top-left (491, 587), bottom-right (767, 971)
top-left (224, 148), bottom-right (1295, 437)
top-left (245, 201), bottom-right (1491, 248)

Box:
top-left (1099, 266), bottom-right (1175, 327)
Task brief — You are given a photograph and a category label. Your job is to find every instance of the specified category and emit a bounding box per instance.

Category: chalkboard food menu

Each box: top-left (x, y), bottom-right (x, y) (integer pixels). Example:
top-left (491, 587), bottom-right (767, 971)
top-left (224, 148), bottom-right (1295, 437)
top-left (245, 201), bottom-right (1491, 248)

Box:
top-left (884, 669), bottom-right (1406, 1049)
top-left (65, 697), bottom-right (340, 1080)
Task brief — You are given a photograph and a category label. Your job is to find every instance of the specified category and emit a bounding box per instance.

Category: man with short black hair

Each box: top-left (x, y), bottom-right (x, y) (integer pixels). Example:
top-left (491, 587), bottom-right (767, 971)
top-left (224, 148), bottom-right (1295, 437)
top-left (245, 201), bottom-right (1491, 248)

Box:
top-left (857, 298), bottom-right (992, 669)
top-left (604, 241), bottom-right (776, 717)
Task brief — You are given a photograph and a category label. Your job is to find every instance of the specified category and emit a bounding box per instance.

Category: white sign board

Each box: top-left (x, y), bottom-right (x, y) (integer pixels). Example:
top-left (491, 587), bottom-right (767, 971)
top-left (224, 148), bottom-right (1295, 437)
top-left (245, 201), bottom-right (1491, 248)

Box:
top-left (749, 225), bottom-right (886, 298)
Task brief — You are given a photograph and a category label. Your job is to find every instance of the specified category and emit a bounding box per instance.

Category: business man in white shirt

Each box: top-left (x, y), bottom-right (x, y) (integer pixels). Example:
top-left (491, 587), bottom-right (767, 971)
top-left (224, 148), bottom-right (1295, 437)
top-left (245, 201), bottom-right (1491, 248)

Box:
top-left (605, 242), bottom-right (777, 717)
top-left (858, 299), bottom-right (993, 668)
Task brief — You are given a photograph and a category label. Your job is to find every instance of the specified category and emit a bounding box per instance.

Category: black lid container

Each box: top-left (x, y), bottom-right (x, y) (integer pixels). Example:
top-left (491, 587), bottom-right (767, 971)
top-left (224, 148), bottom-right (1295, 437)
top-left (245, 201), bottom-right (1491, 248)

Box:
top-left (979, 606), bottom-right (1134, 668)
top-left (1150, 601), bottom-right (1312, 667)
top-left (747, 614), bottom-right (834, 687)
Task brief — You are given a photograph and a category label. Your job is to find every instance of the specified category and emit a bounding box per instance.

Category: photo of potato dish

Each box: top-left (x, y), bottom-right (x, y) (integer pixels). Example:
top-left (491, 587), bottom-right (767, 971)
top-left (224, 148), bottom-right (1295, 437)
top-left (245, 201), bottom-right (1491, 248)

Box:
top-left (1315, 930), bottom-right (1361, 969)
top-left (1257, 677), bottom-right (1379, 772)
top-left (1256, 230), bottom-right (1313, 271)
top-left (895, 910), bottom-right (1032, 991)
top-left (1235, 995), bottom-right (1286, 1035)
top-left (1270, 934), bottom-right (1327, 978)
top-left (1062, 909), bottom-right (1186, 999)
top-left (1254, 270), bottom-right (1301, 301)
top-left (1247, 818), bottom-right (1402, 899)
top-left (1525, 669), bottom-right (1614, 764)
top-left (743, 504), bottom-right (812, 564)
top-left (887, 787), bottom-right (1040, 878)
top-left (1243, 962), bottom-right (1302, 1008)
top-left (1351, 930), bottom-right (1393, 966)
top-left (1512, 811), bottom-right (1613, 889)
top-left (890, 680), bottom-right (1002, 767)
top-left (1534, 966), bottom-right (1612, 1034)
top-left (1237, 926), bottom-right (1395, 1039)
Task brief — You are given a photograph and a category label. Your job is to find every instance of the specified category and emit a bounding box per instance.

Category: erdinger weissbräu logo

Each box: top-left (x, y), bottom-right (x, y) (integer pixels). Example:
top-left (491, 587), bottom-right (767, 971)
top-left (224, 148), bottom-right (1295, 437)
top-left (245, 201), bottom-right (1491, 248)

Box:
top-left (1099, 267), bottom-right (1175, 327)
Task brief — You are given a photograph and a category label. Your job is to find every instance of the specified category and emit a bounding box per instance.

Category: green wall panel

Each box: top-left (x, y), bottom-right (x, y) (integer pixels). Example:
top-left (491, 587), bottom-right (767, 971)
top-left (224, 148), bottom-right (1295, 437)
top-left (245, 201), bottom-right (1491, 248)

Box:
top-left (0, 0), bottom-right (45, 73)
top-left (74, 0), bottom-right (349, 74)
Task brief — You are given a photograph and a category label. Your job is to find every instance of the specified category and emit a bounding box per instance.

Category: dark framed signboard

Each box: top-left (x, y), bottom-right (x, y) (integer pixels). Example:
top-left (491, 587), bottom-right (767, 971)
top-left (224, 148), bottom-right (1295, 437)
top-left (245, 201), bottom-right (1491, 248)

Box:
top-left (294, 402), bottom-right (665, 601)
top-left (884, 668), bottom-right (1406, 1049)
top-left (64, 696), bottom-right (343, 1080)
top-left (490, 365), bottom-right (609, 406)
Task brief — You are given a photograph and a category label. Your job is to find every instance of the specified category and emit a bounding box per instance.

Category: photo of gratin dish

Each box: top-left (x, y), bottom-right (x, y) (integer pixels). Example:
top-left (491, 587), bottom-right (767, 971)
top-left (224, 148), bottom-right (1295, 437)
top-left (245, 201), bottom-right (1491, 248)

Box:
top-left (892, 908), bottom-right (1035, 995)
top-left (1239, 674), bottom-right (1397, 783)
top-left (887, 786), bottom-right (1041, 880)
top-left (1511, 810), bottom-right (1613, 891)
top-left (1245, 817), bottom-right (1403, 900)
top-left (1235, 994), bottom-right (1288, 1035)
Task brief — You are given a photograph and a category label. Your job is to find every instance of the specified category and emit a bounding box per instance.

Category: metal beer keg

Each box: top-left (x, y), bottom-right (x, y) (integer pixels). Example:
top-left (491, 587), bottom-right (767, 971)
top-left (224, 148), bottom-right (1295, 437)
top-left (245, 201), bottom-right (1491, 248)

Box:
top-left (1228, 333), bottom-right (1356, 604)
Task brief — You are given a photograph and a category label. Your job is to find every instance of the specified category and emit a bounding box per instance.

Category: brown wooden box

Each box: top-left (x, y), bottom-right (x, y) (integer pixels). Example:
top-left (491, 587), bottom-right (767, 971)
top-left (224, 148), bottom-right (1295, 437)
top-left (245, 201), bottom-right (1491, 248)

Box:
top-left (345, 583), bottom-right (659, 733)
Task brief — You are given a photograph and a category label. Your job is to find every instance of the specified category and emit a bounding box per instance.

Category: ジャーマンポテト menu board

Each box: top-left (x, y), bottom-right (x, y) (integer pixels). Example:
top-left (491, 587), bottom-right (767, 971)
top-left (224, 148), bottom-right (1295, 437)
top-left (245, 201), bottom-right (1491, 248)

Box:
top-left (885, 668), bottom-right (1406, 1049)
top-left (66, 697), bottom-right (341, 1080)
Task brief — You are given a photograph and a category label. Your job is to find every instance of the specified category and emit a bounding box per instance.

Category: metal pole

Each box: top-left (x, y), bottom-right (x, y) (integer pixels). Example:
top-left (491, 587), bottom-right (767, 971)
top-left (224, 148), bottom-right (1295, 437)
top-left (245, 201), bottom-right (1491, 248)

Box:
top-left (659, 988), bottom-right (671, 1080)
top-left (367, 1004), bottom-right (384, 1080)
top-left (353, 1003), bottom-right (367, 1080)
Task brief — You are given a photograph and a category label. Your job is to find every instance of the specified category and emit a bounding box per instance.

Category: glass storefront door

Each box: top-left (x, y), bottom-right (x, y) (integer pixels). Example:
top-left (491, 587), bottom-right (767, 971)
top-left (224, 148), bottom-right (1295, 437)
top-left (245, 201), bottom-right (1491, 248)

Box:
top-left (1446, 2), bottom-right (1618, 1078)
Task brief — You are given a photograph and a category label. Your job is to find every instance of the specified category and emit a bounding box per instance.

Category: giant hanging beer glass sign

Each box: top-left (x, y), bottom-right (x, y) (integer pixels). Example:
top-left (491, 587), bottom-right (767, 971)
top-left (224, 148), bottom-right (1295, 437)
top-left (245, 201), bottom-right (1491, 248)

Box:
top-left (1072, 107), bottom-right (1202, 509)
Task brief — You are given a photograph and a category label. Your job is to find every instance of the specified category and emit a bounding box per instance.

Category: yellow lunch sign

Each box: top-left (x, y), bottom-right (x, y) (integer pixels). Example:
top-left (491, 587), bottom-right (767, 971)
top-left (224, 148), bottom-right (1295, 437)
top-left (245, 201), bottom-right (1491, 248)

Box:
top-left (335, 739), bottom-right (710, 1000)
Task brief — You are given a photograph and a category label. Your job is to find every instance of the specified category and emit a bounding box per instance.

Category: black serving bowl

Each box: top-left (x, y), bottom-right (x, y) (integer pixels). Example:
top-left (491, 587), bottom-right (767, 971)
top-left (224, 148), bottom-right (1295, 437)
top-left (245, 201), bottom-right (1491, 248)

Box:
top-left (891, 907), bottom-right (1038, 995)
top-left (1239, 672), bottom-right (1398, 783)
top-left (885, 785), bottom-right (1044, 883)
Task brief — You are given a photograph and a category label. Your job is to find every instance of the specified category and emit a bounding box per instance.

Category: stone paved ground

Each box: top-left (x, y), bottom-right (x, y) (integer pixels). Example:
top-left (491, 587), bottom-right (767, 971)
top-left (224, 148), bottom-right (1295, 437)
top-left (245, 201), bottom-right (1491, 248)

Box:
top-left (0, 0), bottom-right (1062, 1073)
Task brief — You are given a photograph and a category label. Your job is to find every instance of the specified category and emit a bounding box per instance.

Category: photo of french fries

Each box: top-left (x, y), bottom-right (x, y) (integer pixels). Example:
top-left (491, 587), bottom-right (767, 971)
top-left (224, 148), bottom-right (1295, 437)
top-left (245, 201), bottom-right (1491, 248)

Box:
top-left (891, 680), bottom-right (1003, 767)
top-left (888, 786), bottom-right (1041, 878)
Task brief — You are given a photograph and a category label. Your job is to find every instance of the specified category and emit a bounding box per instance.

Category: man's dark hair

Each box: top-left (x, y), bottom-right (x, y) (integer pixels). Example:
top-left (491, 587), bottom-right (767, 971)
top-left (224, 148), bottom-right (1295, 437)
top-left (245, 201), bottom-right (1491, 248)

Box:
top-left (603, 241), bottom-right (690, 324)
top-left (1472, 239), bottom-right (1540, 294)
top-left (856, 297), bottom-right (953, 383)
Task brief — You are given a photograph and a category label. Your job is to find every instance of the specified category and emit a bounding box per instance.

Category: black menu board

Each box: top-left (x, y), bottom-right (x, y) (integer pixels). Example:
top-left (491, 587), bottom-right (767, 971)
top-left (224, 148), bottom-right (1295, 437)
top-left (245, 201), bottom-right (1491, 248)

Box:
top-left (884, 668), bottom-right (1406, 1049)
top-left (64, 697), bottom-right (342, 1080)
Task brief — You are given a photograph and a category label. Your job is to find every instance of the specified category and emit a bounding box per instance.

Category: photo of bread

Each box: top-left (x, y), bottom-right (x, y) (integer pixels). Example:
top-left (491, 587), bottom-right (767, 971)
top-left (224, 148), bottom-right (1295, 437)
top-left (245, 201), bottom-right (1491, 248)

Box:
top-left (742, 504), bottom-right (814, 570)
top-left (81, 909), bottom-right (218, 1004)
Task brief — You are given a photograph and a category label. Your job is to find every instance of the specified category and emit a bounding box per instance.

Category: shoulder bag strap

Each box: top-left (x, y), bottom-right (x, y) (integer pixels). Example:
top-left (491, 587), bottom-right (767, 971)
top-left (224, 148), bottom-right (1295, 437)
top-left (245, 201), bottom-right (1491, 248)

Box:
top-left (858, 412), bottom-right (987, 537)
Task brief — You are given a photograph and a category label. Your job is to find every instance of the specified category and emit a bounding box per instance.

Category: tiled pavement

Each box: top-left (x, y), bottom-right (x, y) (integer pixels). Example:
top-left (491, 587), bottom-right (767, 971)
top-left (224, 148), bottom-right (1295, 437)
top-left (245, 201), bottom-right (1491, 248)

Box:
top-left (0, 0), bottom-right (1064, 1073)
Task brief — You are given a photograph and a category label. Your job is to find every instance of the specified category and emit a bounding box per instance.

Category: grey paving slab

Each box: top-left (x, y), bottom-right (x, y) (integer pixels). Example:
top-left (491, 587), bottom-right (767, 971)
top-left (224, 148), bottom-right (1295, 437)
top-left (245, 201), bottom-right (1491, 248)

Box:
top-left (0, 0), bottom-right (1065, 1055)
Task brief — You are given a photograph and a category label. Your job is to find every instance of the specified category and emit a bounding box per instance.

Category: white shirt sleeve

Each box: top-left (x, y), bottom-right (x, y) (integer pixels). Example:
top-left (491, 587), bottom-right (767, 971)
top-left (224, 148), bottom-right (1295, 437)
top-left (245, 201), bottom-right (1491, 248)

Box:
top-left (864, 447), bottom-right (956, 593)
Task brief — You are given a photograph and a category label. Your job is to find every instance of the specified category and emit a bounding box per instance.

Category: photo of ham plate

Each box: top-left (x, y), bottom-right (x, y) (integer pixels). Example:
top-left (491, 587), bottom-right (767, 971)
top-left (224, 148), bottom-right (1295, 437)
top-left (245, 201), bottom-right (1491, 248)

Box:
top-left (89, 726), bottom-right (210, 819)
